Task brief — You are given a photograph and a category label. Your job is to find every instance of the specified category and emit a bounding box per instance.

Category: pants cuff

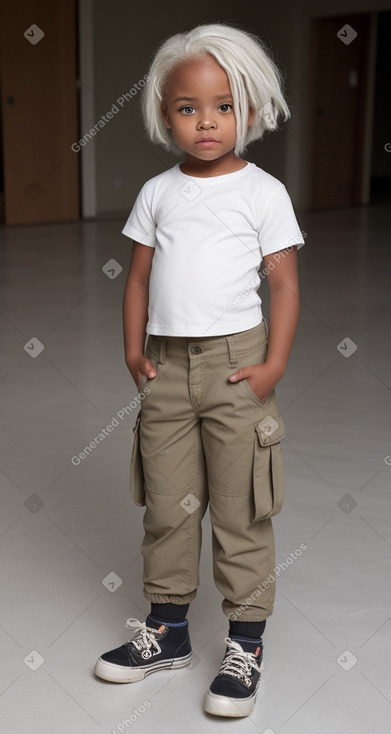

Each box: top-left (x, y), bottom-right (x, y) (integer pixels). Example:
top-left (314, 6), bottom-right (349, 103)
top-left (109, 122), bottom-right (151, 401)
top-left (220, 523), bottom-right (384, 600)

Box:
top-left (143, 590), bottom-right (197, 605)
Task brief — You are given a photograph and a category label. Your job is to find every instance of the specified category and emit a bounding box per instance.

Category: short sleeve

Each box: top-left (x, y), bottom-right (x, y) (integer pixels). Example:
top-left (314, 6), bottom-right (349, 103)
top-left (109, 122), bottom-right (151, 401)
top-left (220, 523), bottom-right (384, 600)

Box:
top-left (258, 185), bottom-right (305, 258)
top-left (121, 182), bottom-right (156, 247)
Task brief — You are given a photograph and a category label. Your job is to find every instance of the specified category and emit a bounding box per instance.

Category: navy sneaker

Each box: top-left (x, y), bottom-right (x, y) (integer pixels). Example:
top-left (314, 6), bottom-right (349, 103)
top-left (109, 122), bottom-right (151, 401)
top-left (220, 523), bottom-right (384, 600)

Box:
top-left (204, 635), bottom-right (264, 717)
top-left (94, 615), bottom-right (192, 683)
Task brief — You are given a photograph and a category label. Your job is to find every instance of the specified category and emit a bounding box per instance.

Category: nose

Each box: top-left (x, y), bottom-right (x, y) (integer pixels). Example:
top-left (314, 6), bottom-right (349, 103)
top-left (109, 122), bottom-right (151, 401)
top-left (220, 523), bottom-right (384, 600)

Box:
top-left (197, 116), bottom-right (216, 130)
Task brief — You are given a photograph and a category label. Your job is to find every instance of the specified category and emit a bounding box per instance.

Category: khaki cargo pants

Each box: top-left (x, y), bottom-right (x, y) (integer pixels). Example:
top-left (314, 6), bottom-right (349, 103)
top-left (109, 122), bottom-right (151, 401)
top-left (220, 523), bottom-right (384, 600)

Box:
top-left (129, 319), bottom-right (285, 622)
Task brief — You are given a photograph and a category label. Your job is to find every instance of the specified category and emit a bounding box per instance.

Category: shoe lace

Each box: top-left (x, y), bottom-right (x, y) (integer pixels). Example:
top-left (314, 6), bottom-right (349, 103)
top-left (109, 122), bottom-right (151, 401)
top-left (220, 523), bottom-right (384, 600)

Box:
top-left (124, 617), bottom-right (161, 656)
top-left (219, 637), bottom-right (262, 688)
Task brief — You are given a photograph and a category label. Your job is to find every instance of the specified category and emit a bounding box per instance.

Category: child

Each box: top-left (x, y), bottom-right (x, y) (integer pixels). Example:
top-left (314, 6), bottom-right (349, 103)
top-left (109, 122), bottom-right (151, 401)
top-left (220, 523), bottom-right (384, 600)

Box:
top-left (95, 22), bottom-right (305, 718)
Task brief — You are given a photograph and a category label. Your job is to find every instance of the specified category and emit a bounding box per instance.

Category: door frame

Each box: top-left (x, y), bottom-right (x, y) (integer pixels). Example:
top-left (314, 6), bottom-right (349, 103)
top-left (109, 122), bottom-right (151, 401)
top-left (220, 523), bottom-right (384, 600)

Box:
top-left (78, 0), bottom-right (96, 218)
top-left (361, 12), bottom-right (377, 204)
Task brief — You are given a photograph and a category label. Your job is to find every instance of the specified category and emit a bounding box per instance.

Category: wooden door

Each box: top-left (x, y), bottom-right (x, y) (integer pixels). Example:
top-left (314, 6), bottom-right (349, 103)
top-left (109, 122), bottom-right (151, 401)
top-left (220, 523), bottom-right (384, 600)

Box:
top-left (0, 0), bottom-right (79, 224)
top-left (309, 14), bottom-right (371, 209)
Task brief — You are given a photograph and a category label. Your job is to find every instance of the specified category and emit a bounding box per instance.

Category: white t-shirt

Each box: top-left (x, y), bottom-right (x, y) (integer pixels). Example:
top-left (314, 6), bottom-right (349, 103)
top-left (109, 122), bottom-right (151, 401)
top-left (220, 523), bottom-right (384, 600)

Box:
top-left (122, 161), bottom-right (305, 336)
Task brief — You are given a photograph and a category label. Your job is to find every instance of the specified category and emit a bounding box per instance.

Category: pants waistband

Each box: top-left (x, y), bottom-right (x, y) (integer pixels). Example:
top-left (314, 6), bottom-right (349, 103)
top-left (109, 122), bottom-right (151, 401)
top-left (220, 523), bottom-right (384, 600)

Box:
top-left (147, 319), bottom-right (268, 368)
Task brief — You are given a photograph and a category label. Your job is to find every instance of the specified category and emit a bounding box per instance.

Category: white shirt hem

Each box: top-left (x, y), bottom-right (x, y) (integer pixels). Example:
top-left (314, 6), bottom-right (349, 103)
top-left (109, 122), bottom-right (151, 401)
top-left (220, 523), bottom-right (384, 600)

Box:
top-left (146, 314), bottom-right (264, 337)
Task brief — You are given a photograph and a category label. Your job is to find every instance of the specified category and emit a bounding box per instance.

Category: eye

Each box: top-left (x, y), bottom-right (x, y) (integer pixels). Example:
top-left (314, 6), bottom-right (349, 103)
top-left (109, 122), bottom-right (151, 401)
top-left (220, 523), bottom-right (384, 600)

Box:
top-left (179, 105), bottom-right (196, 115)
top-left (219, 103), bottom-right (233, 112)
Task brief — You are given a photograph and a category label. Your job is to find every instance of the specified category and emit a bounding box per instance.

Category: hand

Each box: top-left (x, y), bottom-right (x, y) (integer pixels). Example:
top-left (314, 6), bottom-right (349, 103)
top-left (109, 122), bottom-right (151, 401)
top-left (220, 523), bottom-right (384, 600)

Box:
top-left (228, 362), bottom-right (283, 404)
top-left (128, 356), bottom-right (157, 389)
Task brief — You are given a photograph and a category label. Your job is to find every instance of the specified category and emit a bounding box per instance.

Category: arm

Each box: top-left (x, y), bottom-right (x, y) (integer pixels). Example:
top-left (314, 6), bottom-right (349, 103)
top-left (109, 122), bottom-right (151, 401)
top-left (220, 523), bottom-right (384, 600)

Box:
top-left (122, 241), bottom-right (156, 387)
top-left (228, 246), bottom-right (300, 402)
top-left (264, 246), bottom-right (300, 377)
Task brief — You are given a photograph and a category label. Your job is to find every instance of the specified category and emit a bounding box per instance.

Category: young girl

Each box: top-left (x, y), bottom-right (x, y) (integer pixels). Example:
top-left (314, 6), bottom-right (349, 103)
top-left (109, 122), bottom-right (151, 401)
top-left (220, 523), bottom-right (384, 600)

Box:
top-left (95, 22), bottom-right (305, 718)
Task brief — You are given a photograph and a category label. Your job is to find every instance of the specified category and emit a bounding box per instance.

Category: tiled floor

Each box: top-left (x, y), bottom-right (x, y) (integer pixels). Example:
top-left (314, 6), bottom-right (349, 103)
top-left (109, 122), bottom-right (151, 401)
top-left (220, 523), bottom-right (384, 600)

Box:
top-left (0, 202), bottom-right (390, 733)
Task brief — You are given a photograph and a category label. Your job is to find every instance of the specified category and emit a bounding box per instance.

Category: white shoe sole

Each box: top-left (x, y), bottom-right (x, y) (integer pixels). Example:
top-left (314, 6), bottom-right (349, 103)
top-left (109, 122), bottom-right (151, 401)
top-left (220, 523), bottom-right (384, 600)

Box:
top-left (94, 651), bottom-right (192, 683)
top-left (204, 660), bottom-right (264, 717)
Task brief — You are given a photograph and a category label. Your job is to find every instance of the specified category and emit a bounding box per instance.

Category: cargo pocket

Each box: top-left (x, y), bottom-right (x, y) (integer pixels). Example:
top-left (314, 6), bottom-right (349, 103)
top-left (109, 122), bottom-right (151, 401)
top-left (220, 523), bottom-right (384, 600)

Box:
top-left (251, 413), bottom-right (286, 522)
top-left (129, 408), bottom-right (146, 506)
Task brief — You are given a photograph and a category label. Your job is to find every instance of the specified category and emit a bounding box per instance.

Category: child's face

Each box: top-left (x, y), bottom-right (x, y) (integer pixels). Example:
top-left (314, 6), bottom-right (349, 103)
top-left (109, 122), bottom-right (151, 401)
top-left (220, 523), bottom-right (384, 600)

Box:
top-left (161, 54), bottom-right (253, 166)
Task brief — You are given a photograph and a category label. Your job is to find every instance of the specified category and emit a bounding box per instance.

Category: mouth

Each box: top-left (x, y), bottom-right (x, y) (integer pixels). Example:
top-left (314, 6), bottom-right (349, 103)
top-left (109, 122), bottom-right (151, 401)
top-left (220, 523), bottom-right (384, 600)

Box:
top-left (196, 138), bottom-right (219, 145)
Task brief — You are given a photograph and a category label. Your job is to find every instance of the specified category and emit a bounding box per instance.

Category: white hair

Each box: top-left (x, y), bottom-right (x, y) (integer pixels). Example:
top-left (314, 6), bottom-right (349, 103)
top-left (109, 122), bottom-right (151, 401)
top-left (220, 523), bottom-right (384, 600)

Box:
top-left (140, 22), bottom-right (291, 156)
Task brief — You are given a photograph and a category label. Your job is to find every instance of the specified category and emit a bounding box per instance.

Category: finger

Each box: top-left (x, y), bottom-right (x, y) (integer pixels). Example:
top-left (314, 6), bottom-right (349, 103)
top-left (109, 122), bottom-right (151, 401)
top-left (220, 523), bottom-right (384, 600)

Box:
top-left (145, 359), bottom-right (156, 377)
top-left (228, 368), bottom-right (246, 382)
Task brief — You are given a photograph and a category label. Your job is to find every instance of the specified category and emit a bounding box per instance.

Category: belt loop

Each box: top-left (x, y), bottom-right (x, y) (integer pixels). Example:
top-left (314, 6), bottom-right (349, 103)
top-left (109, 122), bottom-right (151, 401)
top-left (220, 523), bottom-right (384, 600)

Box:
top-left (158, 338), bottom-right (166, 365)
top-left (226, 334), bottom-right (238, 368)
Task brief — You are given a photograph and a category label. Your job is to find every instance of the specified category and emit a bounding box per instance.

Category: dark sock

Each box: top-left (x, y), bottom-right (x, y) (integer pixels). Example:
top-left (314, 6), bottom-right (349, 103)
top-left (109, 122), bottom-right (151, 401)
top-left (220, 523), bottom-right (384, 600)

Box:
top-left (150, 602), bottom-right (189, 623)
top-left (229, 619), bottom-right (266, 640)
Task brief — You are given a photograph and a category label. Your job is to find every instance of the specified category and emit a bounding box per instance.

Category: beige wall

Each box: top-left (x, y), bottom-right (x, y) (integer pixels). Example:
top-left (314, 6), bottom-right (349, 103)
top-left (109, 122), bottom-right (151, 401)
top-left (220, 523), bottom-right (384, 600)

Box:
top-left (91, 0), bottom-right (390, 215)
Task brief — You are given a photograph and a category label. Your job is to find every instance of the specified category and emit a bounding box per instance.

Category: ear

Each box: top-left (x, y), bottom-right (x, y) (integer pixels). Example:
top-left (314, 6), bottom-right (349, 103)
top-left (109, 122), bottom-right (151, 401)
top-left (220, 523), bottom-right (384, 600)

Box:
top-left (247, 107), bottom-right (256, 128)
top-left (161, 102), bottom-right (171, 129)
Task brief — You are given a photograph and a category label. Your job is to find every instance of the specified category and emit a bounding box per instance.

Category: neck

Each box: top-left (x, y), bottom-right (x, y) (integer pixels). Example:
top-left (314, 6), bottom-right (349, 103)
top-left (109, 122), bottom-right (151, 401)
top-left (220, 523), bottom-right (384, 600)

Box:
top-left (179, 153), bottom-right (247, 178)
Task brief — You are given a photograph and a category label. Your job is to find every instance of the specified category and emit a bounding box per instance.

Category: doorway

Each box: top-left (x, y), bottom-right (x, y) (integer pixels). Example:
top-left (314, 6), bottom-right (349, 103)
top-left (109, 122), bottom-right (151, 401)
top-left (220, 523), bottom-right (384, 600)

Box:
top-left (309, 13), bottom-right (374, 209)
top-left (369, 10), bottom-right (391, 203)
top-left (0, 0), bottom-right (80, 225)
